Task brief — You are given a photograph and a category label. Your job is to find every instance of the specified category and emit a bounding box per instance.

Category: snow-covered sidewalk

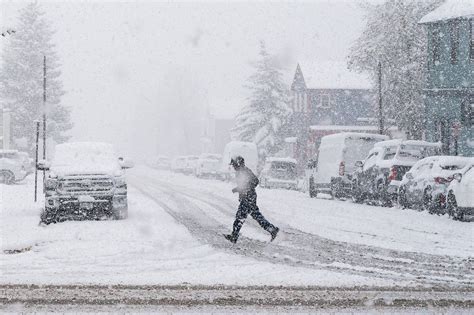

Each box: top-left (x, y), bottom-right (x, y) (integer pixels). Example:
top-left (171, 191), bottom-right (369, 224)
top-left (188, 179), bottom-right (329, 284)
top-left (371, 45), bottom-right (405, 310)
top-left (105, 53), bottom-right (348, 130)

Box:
top-left (1, 174), bottom-right (385, 287)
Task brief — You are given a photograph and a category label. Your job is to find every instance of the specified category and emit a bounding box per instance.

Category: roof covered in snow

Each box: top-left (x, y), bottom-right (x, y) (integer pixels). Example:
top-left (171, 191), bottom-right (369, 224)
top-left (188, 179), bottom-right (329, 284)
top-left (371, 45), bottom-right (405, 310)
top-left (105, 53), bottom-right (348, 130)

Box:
top-left (292, 61), bottom-right (372, 90)
top-left (419, 0), bottom-right (474, 24)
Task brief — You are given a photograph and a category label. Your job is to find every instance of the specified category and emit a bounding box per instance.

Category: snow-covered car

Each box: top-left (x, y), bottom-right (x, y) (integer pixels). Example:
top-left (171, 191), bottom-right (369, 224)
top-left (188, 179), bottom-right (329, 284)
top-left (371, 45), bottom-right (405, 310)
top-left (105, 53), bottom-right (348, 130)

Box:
top-left (220, 141), bottom-right (258, 181)
top-left (195, 153), bottom-right (222, 178)
top-left (398, 156), bottom-right (473, 214)
top-left (260, 157), bottom-right (298, 190)
top-left (446, 162), bottom-right (474, 221)
top-left (0, 150), bottom-right (29, 184)
top-left (171, 156), bottom-right (187, 173)
top-left (153, 155), bottom-right (171, 170)
top-left (308, 133), bottom-right (389, 198)
top-left (184, 155), bottom-right (199, 175)
top-left (37, 142), bottom-right (134, 224)
top-left (352, 139), bottom-right (441, 205)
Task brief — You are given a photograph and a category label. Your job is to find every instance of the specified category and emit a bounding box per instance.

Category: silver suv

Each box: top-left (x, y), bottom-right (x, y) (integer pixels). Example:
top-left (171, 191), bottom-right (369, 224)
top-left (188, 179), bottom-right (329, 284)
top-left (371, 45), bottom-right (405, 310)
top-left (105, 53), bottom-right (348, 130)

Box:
top-left (0, 150), bottom-right (29, 184)
top-left (38, 142), bottom-right (133, 224)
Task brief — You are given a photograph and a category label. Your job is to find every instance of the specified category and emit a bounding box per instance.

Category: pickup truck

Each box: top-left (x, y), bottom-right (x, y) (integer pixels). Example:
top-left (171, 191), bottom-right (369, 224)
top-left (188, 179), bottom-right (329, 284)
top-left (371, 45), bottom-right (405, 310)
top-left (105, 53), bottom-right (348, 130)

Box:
top-left (38, 142), bottom-right (133, 224)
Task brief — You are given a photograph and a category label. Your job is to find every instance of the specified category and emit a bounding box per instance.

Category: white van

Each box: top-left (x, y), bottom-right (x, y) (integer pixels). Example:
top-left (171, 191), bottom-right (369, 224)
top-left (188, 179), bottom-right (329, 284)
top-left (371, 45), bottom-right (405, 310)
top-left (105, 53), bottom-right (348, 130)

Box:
top-left (221, 141), bottom-right (258, 180)
top-left (308, 132), bottom-right (389, 198)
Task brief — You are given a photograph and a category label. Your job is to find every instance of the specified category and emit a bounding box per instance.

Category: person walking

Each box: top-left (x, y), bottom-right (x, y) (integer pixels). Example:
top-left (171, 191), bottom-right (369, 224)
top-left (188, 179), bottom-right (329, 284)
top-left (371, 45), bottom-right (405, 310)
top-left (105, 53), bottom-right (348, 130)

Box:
top-left (224, 156), bottom-right (279, 243)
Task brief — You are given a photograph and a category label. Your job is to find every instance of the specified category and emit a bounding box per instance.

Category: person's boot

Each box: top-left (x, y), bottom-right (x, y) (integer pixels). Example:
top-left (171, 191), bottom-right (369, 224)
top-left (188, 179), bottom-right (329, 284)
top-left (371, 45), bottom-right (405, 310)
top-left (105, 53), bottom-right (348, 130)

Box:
top-left (224, 233), bottom-right (237, 243)
top-left (270, 227), bottom-right (279, 242)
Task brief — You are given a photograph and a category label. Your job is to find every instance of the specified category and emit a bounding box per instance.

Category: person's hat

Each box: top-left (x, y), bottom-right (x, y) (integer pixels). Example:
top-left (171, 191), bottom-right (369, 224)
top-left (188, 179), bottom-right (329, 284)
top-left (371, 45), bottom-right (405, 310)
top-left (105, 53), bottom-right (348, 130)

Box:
top-left (230, 155), bottom-right (245, 167)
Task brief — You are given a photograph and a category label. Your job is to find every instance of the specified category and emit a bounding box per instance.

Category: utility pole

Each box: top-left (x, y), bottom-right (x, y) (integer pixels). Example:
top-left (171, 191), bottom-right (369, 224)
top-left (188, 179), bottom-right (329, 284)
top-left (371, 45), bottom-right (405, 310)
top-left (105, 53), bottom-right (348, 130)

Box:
top-left (377, 61), bottom-right (384, 135)
top-left (34, 121), bottom-right (40, 202)
top-left (43, 55), bottom-right (47, 178)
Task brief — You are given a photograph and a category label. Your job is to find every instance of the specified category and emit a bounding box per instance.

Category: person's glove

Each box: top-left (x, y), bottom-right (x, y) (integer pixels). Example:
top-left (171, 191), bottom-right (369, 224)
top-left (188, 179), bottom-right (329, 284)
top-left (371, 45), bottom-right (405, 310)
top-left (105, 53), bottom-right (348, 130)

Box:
top-left (232, 187), bottom-right (238, 193)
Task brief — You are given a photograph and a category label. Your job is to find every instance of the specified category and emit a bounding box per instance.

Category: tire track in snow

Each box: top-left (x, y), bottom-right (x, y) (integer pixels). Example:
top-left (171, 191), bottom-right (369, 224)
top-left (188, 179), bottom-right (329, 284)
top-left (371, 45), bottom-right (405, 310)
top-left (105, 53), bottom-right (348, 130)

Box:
top-left (128, 174), bottom-right (472, 288)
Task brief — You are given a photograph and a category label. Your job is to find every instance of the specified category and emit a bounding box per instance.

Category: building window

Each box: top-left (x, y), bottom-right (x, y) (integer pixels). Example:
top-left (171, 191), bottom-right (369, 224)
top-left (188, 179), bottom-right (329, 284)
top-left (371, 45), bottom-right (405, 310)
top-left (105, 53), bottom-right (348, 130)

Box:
top-left (320, 94), bottom-right (330, 109)
top-left (470, 19), bottom-right (474, 61)
top-left (461, 99), bottom-right (473, 127)
top-left (450, 20), bottom-right (460, 64)
top-left (432, 26), bottom-right (441, 65)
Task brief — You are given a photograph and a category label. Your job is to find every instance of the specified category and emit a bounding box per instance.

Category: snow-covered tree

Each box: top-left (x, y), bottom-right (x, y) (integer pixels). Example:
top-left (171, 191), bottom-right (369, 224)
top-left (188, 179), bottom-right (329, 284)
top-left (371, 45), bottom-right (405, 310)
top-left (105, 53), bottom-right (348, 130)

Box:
top-left (348, 0), bottom-right (443, 139)
top-left (0, 2), bottom-right (72, 152)
top-left (232, 41), bottom-right (291, 157)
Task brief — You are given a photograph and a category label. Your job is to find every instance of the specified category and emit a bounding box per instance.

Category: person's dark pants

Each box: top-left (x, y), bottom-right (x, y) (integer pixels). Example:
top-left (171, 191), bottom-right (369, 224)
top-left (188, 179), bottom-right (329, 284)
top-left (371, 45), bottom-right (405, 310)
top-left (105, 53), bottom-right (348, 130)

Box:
top-left (231, 195), bottom-right (275, 240)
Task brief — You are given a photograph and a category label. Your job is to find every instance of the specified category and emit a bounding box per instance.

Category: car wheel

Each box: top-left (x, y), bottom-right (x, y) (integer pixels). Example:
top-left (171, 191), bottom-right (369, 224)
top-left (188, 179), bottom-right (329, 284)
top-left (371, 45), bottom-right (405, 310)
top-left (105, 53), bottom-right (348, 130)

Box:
top-left (111, 198), bottom-right (128, 220)
top-left (376, 180), bottom-right (390, 207)
top-left (351, 180), bottom-right (364, 203)
top-left (309, 177), bottom-right (317, 198)
top-left (447, 193), bottom-right (463, 221)
top-left (398, 186), bottom-right (409, 209)
top-left (423, 187), bottom-right (435, 213)
top-left (0, 170), bottom-right (15, 185)
top-left (40, 208), bottom-right (58, 225)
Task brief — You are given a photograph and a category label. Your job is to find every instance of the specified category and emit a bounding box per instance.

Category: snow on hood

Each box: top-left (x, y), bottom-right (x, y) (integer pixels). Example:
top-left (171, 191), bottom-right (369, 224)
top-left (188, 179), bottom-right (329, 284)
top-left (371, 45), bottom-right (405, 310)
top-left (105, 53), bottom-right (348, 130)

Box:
top-left (49, 142), bottom-right (123, 177)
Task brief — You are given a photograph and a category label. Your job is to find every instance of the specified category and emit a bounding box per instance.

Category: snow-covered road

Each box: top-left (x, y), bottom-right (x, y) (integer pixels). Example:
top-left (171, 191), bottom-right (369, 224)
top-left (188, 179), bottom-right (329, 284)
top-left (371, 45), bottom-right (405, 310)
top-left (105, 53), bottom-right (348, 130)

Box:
top-left (128, 166), bottom-right (472, 288)
top-left (1, 165), bottom-right (472, 290)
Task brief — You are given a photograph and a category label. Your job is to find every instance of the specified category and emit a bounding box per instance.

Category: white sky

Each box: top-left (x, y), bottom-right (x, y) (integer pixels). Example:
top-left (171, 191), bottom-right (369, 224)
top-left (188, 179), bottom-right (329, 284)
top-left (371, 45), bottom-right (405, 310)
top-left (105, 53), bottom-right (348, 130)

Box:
top-left (1, 0), bottom-right (371, 157)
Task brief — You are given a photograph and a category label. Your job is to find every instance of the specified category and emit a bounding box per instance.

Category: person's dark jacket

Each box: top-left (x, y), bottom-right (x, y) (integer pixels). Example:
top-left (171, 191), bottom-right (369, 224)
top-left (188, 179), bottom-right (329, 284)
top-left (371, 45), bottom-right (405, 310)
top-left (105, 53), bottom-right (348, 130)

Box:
top-left (232, 166), bottom-right (259, 202)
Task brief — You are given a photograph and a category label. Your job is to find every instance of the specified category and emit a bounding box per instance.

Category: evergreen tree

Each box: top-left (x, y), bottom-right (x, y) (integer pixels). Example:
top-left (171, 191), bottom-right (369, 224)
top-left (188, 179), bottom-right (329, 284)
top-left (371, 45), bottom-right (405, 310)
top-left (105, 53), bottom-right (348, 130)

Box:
top-left (232, 41), bottom-right (291, 157)
top-left (348, 0), bottom-right (443, 139)
top-left (0, 2), bottom-right (72, 152)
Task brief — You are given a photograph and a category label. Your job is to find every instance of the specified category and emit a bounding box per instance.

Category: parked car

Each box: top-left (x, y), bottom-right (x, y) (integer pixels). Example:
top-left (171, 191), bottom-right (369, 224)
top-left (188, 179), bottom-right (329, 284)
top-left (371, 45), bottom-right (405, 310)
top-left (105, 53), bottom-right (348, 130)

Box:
top-left (220, 141), bottom-right (258, 180)
top-left (0, 150), bottom-right (29, 184)
top-left (260, 157), bottom-right (298, 190)
top-left (398, 156), bottom-right (473, 214)
top-left (195, 153), bottom-right (222, 178)
top-left (153, 155), bottom-right (171, 170)
top-left (446, 162), bottom-right (474, 221)
top-left (37, 142), bottom-right (133, 224)
top-left (171, 156), bottom-right (187, 173)
top-left (307, 133), bottom-right (389, 198)
top-left (352, 140), bottom-right (441, 205)
top-left (184, 155), bottom-right (199, 175)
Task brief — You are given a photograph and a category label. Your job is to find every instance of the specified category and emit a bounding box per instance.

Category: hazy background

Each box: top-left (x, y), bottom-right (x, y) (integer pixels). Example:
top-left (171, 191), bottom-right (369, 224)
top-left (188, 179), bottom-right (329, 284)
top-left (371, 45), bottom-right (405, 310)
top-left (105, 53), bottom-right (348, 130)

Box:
top-left (1, 0), bottom-right (371, 158)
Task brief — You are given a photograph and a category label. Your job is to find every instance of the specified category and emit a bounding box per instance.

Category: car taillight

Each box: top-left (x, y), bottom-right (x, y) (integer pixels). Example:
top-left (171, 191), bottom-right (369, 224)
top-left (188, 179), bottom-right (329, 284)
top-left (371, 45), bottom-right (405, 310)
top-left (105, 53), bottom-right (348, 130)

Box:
top-left (434, 177), bottom-right (450, 184)
top-left (388, 166), bottom-right (397, 181)
top-left (339, 161), bottom-right (345, 176)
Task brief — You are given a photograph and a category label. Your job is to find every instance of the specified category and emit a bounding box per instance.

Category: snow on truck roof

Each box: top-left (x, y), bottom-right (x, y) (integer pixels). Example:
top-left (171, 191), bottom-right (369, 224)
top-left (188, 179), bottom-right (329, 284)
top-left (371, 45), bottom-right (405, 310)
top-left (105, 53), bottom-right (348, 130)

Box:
top-left (321, 132), bottom-right (389, 142)
top-left (419, 0), bottom-right (474, 24)
top-left (266, 157), bottom-right (297, 164)
top-left (310, 125), bottom-right (398, 132)
top-left (374, 139), bottom-right (441, 148)
top-left (51, 142), bottom-right (122, 176)
top-left (225, 141), bottom-right (257, 150)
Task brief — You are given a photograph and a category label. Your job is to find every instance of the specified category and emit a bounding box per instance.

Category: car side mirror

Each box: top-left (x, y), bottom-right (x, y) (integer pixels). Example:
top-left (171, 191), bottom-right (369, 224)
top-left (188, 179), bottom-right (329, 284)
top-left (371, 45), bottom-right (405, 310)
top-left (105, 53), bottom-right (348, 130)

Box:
top-left (119, 158), bottom-right (134, 169)
top-left (453, 173), bottom-right (462, 182)
top-left (355, 160), bottom-right (363, 168)
top-left (405, 172), bottom-right (414, 180)
top-left (37, 160), bottom-right (50, 171)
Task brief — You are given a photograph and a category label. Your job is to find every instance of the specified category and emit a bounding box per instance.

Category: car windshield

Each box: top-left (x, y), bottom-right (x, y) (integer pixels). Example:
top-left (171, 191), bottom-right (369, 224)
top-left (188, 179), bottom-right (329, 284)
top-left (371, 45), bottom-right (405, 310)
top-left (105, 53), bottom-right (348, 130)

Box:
top-left (52, 143), bottom-right (117, 167)
top-left (270, 161), bottom-right (297, 178)
top-left (345, 137), bottom-right (385, 171)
